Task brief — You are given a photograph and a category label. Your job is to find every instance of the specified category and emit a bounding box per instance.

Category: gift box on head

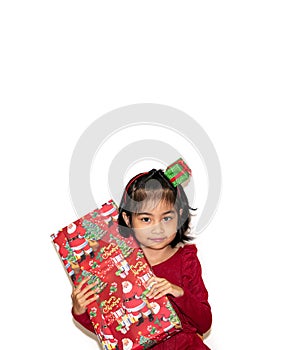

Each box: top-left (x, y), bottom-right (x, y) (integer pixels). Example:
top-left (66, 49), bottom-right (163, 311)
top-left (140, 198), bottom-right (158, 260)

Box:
top-left (164, 158), bottom-right (192, 187)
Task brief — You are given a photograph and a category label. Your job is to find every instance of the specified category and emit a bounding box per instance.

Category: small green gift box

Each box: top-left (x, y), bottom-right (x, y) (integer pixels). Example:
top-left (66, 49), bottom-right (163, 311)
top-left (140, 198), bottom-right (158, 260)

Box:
top-left (164, 158), bottom-right (192, 187)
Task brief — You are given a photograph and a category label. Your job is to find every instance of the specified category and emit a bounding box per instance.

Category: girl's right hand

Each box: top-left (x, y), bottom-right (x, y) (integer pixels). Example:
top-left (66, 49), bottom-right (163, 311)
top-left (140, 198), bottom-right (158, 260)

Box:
top-left (71, 276), bottom-right (99, 315)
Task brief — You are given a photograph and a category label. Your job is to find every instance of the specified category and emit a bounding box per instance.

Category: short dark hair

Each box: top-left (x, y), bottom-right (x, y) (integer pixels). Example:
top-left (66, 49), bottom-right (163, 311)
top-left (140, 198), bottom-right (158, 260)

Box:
top-left (118, 169), bottom-right (194, 247)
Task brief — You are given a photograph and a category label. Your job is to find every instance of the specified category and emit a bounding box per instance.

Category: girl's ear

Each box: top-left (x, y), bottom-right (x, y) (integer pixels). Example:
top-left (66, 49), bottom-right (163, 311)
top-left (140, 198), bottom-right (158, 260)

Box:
top-left (179, 208), bottom-right (183, 216)
top-left (122, 212), bottom-right (131, 227)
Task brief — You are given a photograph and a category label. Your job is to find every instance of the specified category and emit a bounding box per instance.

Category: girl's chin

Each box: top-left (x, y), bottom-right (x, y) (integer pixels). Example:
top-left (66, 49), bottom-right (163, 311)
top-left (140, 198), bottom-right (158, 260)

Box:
top-left (146, 238), bottom-right (171, 249)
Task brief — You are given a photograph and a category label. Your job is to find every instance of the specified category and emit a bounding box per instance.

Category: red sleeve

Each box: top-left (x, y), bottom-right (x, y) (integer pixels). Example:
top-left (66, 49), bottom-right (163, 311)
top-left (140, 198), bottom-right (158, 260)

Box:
top-left (169, 245), bottom-right (212, 334)
top-left (72, 308), bottom-right (95, 334)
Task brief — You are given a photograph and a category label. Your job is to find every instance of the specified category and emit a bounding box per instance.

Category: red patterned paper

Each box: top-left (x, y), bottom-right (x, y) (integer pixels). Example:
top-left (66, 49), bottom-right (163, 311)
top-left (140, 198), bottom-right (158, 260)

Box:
top-left (51, 201), bottom-right (182, 350)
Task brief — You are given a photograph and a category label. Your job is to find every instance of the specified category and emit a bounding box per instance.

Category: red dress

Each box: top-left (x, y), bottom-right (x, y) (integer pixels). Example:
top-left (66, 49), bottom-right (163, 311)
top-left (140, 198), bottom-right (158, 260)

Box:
top-left (73, 244), bottom-right (212, 350)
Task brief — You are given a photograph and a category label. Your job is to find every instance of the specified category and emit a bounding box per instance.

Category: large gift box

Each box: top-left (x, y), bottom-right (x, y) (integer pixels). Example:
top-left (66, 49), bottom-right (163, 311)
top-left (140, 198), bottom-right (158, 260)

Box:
top-left (51, 201), bottom-right (182, 350)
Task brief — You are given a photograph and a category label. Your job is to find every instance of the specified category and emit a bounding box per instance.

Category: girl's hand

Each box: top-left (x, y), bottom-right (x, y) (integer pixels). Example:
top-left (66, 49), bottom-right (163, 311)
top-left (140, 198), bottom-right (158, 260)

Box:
top-left (71, 276), bottom-right (99, 315)
top-left (146, 277), bottom-right (184, 299)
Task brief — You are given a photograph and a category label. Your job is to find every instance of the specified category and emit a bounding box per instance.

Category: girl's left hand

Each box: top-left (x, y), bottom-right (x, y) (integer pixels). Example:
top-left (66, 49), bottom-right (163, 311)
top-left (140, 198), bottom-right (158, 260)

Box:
top-left (146, 277), bottom-right (184, 299)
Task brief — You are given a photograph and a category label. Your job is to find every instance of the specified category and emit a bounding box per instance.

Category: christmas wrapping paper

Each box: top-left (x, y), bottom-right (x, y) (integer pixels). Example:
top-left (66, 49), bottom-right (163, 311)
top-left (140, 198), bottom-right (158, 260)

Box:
top-left (51, 201), bottom-right (182, 350)
top-left (164, 158), bottom-right (192, 187)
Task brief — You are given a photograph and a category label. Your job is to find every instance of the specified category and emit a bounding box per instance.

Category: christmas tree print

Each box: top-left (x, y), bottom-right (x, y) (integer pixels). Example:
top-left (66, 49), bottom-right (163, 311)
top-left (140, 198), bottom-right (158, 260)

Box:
top-left (165, 301), bottom-right (180, 324)
top-left (95, 247), bottom-right (105, 263)
top-left (79, 271), bottom-right (108, 293)
top-left (154, 318), bottom-right (162, 327)
top-left (109, 234), bottom-right (134, 257)
top-left (90, 276), bottom-right (107, 293)
top-left (139, 335), bottom-right (156, 349)
top-left (82, 219), bottom-right (106, 241)
top-left (89, 260), bottom-right (98, 269)
top-left (65, 241), bottom-right (78, 263)
top-left (137, 250), bottom-right (144, 260)
top-left (147, 325), bottom-right (158, 335)
top-left (91, 211), bottom-right (98, 218)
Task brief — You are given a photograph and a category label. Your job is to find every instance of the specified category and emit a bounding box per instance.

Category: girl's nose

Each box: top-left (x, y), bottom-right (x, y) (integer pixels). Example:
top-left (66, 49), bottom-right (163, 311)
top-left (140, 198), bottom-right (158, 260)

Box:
top-left (151, 222), bottom-right (164, 234)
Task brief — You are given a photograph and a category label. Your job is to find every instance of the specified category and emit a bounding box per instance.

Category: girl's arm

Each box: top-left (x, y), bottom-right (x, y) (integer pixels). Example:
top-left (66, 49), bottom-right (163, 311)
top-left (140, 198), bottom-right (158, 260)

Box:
top-left (169, 244), bottom-right (212, 334)
top-left (71, 276), bottom-right (98, 334)
top-left (72, 309), bottom-right (95, 334)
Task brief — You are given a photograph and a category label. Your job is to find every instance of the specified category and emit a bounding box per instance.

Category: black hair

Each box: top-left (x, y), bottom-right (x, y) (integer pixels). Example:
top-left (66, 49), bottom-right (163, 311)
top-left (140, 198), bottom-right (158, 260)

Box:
top-left (118, 169), bottom-right (195, 247)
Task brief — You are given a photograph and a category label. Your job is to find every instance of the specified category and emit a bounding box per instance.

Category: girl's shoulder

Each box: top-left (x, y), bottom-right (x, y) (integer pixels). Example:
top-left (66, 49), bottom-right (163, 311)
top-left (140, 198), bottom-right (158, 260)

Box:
top-left (169, 244), bottom-right (199, 268)
top-left (178, 243), bottom-right (198, 256)
top-left (177, 244), bottom-right (201, 276)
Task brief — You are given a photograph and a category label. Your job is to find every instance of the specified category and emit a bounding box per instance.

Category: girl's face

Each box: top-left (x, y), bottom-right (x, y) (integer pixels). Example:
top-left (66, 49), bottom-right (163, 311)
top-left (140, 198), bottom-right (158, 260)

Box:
top-left (123, 200), bottom-right (180, 249)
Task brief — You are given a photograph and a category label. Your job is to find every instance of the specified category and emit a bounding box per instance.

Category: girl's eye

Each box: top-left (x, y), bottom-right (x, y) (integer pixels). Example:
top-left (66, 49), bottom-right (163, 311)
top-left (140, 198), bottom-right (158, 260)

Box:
top-left (141, 217), bottom-right (151, 223)
top-left (163, 216), bottom-right (173, 222)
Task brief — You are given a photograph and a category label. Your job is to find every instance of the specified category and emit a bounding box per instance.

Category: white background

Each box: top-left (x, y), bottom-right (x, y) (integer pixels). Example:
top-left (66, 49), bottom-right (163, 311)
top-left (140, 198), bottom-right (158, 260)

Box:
top-left (1, 1), bottom-right (291, 349)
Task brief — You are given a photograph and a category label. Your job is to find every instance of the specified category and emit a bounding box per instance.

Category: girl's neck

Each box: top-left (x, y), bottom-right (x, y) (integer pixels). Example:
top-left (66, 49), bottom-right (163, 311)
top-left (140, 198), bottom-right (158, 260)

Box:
top-left (142, 245), bottom-right (179, 266)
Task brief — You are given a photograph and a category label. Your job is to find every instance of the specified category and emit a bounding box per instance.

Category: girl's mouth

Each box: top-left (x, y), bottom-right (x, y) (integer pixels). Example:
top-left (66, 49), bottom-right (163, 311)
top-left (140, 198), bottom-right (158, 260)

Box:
top-left (148, 237), bottom-right (166, 242)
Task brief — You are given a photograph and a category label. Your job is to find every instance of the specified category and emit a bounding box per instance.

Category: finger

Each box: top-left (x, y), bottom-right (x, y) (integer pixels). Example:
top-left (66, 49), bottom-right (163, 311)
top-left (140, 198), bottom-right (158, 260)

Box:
top-left (147, 276), bottom-right (163, 286)
top-left (83, 287), bottom-right (99, 299)
top-left (149, 279), bottom-right (170, 295)
top-left (153, 290), bottom-right (167, 299)
top-left (76, 289), bottom-right (98, 305)
top-left (74, 276), bottom-right (90, 292)
top-left (147, 287), bottom-right (159, 299)
top-left (83, 294), bottom-right (99, 307)
top-left (147, 282), bottom-right (170, 299)
top-left (80, 280), bottom-right (98, 294)
top-left (146, 279), bottom-right (159, 290)
top-left (155, 280), bottom-right (169, 289)
top-left (152, 284), bottom-right (170, 298)
top-left (75, 280), bottom-right (98, 297)
top-left (146, 277), bottom-right (156, 286)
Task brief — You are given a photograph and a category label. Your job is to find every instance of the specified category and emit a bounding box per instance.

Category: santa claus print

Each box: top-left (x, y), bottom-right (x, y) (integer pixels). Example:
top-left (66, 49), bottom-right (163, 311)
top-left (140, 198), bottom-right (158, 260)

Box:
top-left (52, 232), bottom-right (77, 281)
top-left (99, 315), bottom-right (119, 350)
top-left (99, 200), bottom-right (119, 226)
top-left (64, 221), bottom-right (94, 262)
top-left (122, 281), bottom-right (154, 326)
top-left (122, 338), bottom-right (133, 350)
top-left (54, 242), bottom-right (76, 281)
top-left (150, 302), bottom-right (175, 333)
top-left (100, 325), bottom-right (119, 349)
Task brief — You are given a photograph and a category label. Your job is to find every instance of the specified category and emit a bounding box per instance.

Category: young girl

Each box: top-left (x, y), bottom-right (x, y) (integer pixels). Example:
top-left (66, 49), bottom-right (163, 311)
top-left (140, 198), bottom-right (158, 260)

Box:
top-left (72, 169), bottom-right (212, 349)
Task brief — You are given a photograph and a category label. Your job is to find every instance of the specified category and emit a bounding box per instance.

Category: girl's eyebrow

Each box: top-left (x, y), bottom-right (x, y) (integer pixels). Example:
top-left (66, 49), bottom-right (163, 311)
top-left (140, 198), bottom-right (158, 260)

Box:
top-left (136, 212), bottom-right (153, 216)
top-left (136, 210), bottom-right (175, 216)
top-left (162, 210), bottom-right (176, 215)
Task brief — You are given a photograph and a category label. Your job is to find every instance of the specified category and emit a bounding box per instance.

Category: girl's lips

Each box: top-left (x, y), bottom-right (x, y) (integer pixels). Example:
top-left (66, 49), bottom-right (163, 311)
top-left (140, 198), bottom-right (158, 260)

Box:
top-left (148, 237), bottom-right (166, 242)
